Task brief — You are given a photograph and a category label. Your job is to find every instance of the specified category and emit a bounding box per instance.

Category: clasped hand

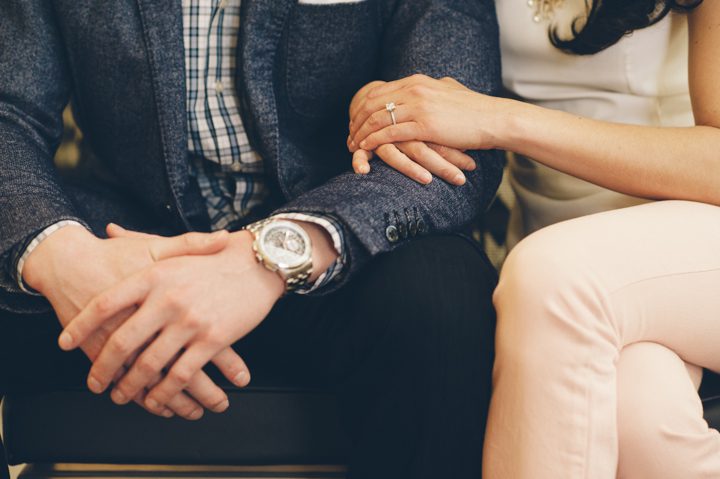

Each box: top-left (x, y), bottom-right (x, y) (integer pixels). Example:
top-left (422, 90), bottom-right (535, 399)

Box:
top-left (347, 75), bottom-right (506, 184)
top-left (55, 226), bottom-right (284, 418)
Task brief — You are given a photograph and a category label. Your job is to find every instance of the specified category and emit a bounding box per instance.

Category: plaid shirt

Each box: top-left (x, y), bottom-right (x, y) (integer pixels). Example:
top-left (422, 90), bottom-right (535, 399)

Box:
top-left (16, 0), bottom-right (345, 294)
top-left (182, 0), bottom-right (345, 292)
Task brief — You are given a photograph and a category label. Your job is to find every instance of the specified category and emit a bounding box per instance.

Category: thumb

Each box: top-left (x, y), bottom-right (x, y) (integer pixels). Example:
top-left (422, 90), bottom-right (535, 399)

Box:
top-left (106, 223), bottom-right (157, 240)
top-left (148, 230), bottom-right (230, 261)
top-left (352, 149), bottom-right (373, 175)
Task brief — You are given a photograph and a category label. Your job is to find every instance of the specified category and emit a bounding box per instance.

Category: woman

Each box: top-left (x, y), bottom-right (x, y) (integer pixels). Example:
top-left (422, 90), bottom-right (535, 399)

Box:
top-left (346, 0), bottom-right (720, 477)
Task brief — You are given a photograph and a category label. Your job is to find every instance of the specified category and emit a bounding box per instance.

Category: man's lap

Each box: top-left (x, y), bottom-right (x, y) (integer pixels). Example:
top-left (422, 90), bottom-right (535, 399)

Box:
top-left (0, 234), bottom-right (497, 394)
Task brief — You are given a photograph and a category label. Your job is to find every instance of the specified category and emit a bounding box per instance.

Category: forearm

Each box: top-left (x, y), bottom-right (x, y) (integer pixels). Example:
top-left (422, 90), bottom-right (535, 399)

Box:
top-left (500, 100), bottom-right (720, 205)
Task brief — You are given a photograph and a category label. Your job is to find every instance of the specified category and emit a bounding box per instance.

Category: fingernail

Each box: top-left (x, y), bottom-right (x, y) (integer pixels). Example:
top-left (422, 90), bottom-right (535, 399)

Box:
top-left (467, 162), bottom-right (477, 171)
top-left (145, 398), bottom-right (161, 410)
top-left (359, 141), bottom-right (368, 149)
top-left (162, 409), bottom-right (174, 418)
top-left (454, 173), bottom-right (466, 185)
top-left (358, 164), bottom-right (370, 175)
top-left (189, 409), bottom-right (204, 420)
top-left (233, 371), bottom-right (250, 387)
top-left (58, 332), bottom-right (73, 350)
top-left (419, 172), bottom-right (433, 184)
top-left (350, 140), bottom-right (356, 149)
top-left (88, 376), bottom-right (103, 394)
top-left (214, 400), bottom-right (230, 413)
top-left (111, 389), bottom-right (128, 405)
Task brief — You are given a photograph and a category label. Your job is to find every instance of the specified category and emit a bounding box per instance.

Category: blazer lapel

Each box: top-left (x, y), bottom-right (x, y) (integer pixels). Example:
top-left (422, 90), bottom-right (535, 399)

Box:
top-left (238, 0), bottom-right (295, 197)
top-left (135, 0), bottom-right (191, 226)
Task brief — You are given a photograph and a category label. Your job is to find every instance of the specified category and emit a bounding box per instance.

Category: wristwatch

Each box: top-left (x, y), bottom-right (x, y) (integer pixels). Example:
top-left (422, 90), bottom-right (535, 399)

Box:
top-left (246, 219), bottom-right (313, 292)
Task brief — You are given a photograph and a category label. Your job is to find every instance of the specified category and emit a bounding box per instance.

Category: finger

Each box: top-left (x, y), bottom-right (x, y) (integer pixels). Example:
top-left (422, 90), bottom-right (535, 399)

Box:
top-left (365, 74), bottom-right (434, 101)
top-left (132, 388), bottom-right (175, 418)
top-left (183, 371), bottom-right (230, 414)
top-left (163, 389), bottom-right (205, 421)
top-left (88, 306), bottom-right (170, 398)
top-left (427, 143), bottom-right (476, 171)
top-left (352, 103), bottom-right (413, 145)
top-left (148, 230), bottom-right (229, 261)
top-left (60, 273), bottom-right (153, 351)
top-left (145, 343), bottom-right (219, 412)
top-left (109, 324), bottom-right (196, 404)
top-left (350, 91), bottom-right (413, 138)
top-left (349, 80), bottom-right (387, 118)
top-left (396, 141), bottom-right (466, 186)
top-left (128, 357), bottom-right (197, 420)
top-left (105, 359), bottom-right (175, 418)
top-left (106, 223), bottom-right (154, 239)
top-left (350, 75), bottom-right (436, 129)
top-left (375, 144), bottom-right (432, 185)
top-left (211, 348), bottom-right (251, 388)
top-left (125, 353), bottom-right (205, 420)
top-left (359, 123), bottom-right (426, 152)
top-left (352, 149), bottom-right (374, 175)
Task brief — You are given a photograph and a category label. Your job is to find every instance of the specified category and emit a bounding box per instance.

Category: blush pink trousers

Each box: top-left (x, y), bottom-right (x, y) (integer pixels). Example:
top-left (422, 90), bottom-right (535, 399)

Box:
top-left (483, 201), bottom-right (720, 479)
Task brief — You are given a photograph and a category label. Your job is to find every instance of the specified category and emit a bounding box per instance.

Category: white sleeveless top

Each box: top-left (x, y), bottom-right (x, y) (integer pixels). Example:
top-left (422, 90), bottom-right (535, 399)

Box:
top-left (497, 0), bottom-right (694, 248)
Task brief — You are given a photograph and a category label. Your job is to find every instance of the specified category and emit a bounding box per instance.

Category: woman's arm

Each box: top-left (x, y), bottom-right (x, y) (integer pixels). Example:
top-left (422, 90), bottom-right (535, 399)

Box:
top-left (350, 2), bottom-right (720, 204)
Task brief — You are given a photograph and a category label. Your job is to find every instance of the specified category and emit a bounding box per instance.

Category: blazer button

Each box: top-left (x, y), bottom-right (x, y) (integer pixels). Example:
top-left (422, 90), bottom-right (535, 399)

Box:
top-left (408, 220), bottom-right (418, 237)
top-left (417, 218), bottom-right (428, 234)
top-left (397, 222), bottom-right (408, 240)
top-left (386, 225), bottom-right (400, 243)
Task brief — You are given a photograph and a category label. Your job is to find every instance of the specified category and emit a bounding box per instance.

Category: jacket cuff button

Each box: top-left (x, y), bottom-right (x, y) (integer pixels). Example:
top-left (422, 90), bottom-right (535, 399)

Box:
top-left (385, 225), bottom-right (400, 243)
top-left (417, 218), bottom-right (428, 234)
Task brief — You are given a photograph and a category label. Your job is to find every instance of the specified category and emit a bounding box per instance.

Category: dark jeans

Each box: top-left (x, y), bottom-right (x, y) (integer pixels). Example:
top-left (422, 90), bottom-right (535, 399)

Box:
top-left (0, 235), bottom-right (497, 479)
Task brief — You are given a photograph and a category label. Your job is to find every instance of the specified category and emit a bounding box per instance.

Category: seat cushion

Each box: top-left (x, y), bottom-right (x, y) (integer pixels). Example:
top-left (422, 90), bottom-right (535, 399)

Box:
top-left (2, 384), bottom-right (350, 466)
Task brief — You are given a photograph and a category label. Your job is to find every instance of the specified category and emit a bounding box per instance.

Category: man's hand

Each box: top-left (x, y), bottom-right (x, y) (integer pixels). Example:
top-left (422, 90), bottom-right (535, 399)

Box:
top-left (22, 224), bottom-right (248, 419)
top-left (58, 221), bottom-right (338, 416)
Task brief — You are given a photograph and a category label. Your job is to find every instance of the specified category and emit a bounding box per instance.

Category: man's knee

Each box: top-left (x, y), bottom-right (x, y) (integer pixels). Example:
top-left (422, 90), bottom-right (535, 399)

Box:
top-left (351, 235), bottom-right (497, 359)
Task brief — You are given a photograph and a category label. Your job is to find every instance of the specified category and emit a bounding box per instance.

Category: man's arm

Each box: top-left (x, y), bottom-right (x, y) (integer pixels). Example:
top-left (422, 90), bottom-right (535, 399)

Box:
top-left (274, 0), bottom-right (504, 285)
top-left (0, 1), bottom-right (85, 309)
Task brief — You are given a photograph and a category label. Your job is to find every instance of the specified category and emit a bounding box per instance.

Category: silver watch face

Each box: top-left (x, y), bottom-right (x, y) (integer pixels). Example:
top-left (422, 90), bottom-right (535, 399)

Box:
top-left (259, 221), bottom-right (311, 269)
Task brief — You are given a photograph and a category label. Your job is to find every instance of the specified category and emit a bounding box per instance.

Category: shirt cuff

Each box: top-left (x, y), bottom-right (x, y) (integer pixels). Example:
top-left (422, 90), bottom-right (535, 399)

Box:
top-left (16, 220), bottom-right (89, 295)
top-left (269, 213), bottom-right (346, 294)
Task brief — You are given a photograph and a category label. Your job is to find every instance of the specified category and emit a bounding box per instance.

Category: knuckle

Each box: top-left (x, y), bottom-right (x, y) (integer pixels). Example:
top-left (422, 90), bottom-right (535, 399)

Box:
top-left (137, 355), bottom-right (162, 376)
top-left (93, 295), bottom-right (113, 315)
top-left (368, 114), bottom-right (380, 127)
top-left (170, 367), bottom-right (194, 386)
top-left (439, 166), bottom-right (458, 179)
top-left (144, 267), bottom-right (163, 286)
top-left (109, 335), bottom-right (132, 355)
top-left (376, 144), bottom-right (392, 155)
top-left (162, 290), bottom-right (186, 311)
top-left (203, 332), bottom-right (224, 349)
top-left (181, 312), bottom-right (204, 331)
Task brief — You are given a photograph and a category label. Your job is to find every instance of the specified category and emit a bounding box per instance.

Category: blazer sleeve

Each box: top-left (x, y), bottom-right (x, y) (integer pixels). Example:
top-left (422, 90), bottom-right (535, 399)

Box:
top-left (0, 1), bottom-right (87, 312)
top-left (275, 0), bottom-right (504, 291)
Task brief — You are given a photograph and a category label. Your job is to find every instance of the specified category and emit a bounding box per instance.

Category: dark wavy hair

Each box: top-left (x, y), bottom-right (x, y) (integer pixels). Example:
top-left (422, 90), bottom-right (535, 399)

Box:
top-left (551, 0), bottom-right (702, 55)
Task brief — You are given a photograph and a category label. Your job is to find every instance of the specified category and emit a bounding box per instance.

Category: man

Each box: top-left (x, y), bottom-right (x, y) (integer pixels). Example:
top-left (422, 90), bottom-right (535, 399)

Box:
top-left (0, 0), bottom-right (503, 477)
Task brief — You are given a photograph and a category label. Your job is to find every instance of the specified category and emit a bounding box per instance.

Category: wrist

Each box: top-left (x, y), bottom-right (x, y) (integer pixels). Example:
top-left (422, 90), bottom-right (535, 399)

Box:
top-left (485, 97), bottom-right (531, 151)
top-left (23, 225), bottom-right (98, 294)
top-left (287, 221), bottom-right (338, 283)
top-left (227, 230), bottom-right (286, 300)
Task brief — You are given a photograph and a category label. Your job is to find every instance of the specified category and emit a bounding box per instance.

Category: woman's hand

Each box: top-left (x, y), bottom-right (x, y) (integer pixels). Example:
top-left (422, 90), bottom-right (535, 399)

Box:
top-left (349, 74), bottom-right (508, 154)
top-left (348, 80), bottom-right (477, 185)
